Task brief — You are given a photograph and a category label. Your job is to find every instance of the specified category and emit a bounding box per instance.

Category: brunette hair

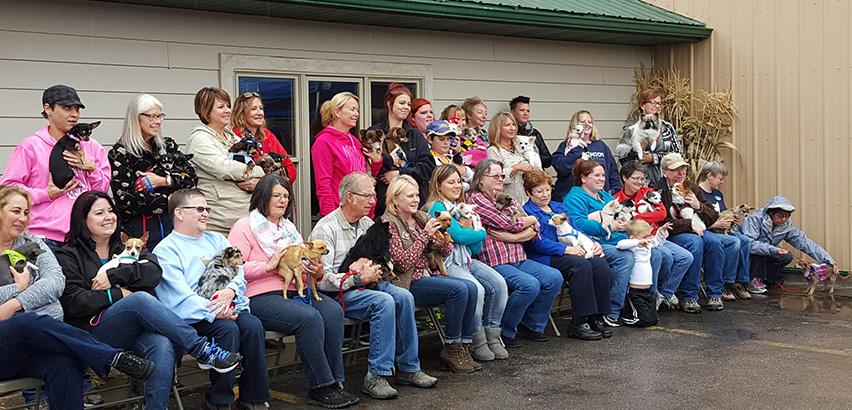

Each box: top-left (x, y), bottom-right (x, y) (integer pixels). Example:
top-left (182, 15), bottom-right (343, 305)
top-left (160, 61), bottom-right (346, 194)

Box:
top-left (168, 188), bottom-right (204, 217)
top-left (523, 169), bottom-right (552, 195)
top-left (384, 83), bottom-right (413, 119)
top-left (65, 191), bottom-right (121, 245)
top-left (619, 160), bottom-right (648, 182)
top-left (194, 87), bottom-right (231, 125)
top-left (250, 174), bottom-right (294, 219)
top-left (232, 91), bottom-right (269, 142)
top-left (424, 164), bottom-right (465, 209)
top-left (573, 159), bottom-right (604, 186)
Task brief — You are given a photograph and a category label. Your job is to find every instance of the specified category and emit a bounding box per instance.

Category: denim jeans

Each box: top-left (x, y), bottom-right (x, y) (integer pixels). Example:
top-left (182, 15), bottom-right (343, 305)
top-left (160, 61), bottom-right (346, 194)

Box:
top-left (670, 233), bottom-right (705, 301)
top-left (446, 259), bottom-right (508, 331)
top-left (90, 292), bottom-right (209, 409)
top-left (492, 259), bottom-right (562, 338)
top-left (336, 281), bottom-right (420, 376)
top-left (548, 255), bottom-right (611, 318)
top-left (702, 231), bottom-right (736, 297)
top-left (192, 312), bottom-right (269, 405)
top-left (409, 275), bottom-right (478, 343)
top-left (601, 244), bottom-right (660, 319)
top-left (0, 313), bottom-right (121, 410)
top-left (655, 241), bottom-right (694, 300)
top-left (250, 291), bottom-right (343, 390)
top-left (732, 232), bottom-right (753, 283)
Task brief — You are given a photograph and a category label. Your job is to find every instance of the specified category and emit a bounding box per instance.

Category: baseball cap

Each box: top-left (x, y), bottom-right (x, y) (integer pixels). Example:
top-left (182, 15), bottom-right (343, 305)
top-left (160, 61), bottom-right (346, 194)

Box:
top-left (426, 120), bottom-right (458, 137)
top-left (660, 153), bottom-right (689, 170)
top-left (42, 85), bottom-right (85, 109)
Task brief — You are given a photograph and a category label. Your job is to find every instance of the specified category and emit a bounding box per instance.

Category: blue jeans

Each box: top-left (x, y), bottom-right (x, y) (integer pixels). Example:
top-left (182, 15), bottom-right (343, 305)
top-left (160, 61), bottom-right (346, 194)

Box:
top-left (670, 233), bottom-right (705, 301)
top-left (655, 241), bottom-right (694, 300)
top-left (601, 244), bottom-right (659, 319)
top-left (446, 259), bottom-right (508, 331)
top-left (491, 259), bottom-right (562, 338)
top-left (337, 281), bottom-right (420, 376)
top-left (409, 276), bottom-right (478, 343)
top-left (192, 312), bottom-right (269, 405)
top-left (702, 231), bottom-right (736, 297)
top-left (732, 232), bottom-right (752, 283)
top-left (250, 291), bottom-right (343, 390)
top-left (90, 292), bottom-right (209, 409)
top-left (0, 313), bottom-right (121, 410)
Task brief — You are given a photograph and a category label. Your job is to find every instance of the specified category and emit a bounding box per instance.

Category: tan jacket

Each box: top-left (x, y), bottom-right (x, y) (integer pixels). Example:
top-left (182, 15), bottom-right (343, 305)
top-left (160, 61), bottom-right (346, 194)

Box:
top-left (186, 124), bottom-right (264, 234)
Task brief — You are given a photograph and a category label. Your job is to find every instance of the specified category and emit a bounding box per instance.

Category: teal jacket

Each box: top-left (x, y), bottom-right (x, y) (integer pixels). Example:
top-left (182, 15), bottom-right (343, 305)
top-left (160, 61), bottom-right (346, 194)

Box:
top-left (427, 201), bottom-right (485, 257)
top-left (563, 186), bottom-right (627, 245)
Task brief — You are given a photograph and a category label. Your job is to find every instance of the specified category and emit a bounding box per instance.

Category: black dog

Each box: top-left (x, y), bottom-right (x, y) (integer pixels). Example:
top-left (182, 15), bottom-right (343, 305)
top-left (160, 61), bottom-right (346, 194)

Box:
top-left (339, 221), bottom-right (394, 282)
top-left (48, 121), bottom-right (101, 188)
top-left (0, 239), bottom-right (45, 286)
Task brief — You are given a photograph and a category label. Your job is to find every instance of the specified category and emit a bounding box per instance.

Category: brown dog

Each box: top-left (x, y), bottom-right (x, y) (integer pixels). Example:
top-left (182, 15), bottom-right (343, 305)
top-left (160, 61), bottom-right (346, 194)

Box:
top-left (278, 240), bottom-right (329, 301)
top-left (797, 257), bottom-right (838, 295)
top-left (383, 127), bottom-right (409, 168)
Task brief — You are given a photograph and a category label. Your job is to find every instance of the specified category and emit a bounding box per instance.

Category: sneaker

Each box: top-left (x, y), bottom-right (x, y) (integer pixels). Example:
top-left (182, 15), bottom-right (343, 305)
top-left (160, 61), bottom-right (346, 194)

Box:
top-left (111, 351), bottom-right (155, 381)
top-left (565, 322), bottom-right (602, 341)
top-left (501, 335), bottom-right (524, 349)
top-left (706, 296), bottom-right (724, 311)
top-left (362, 373), bottom-right (397, 400)
top-left (83, 393), bottom-right (104, 408)
top-left (748, 278), bottom-right (767, 294)
top-left (733, 283), bottom-right (752, 300)
top-left (681, 300), bottom-right (702, 314)
top-left (618, 316), bottom-right (639, 326)
top-left (722, 286), bottom-right (736, 301)
top-left (661, 294), bottom-right (679, 310)
top-left (587, 319), bottom-right (612, 338)
top-left (517, 325), bottom-right (549, 342)
top-left (396, 370), bottom-right (437, 388)
top-left (601, 315), bottom-right (622, 327)
top-left (306, 386), bottom-right (351, 409)
top-left (336, 382), bottom-right (360, 406)
top-left (196, 339), bottom-right (242, 373)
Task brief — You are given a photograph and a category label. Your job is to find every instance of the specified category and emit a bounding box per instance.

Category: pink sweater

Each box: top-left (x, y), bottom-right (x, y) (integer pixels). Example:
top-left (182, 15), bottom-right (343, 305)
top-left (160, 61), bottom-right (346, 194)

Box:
top-left (228, 216), bottom-right (325, 298)
top-left (311, 125), bottom-right (381, 217)
top-left (1, 126), bottom-right (110, 242)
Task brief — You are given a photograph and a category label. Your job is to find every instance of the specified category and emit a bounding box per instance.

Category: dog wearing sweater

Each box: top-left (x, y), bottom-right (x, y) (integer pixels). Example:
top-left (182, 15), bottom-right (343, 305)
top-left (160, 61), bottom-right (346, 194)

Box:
top-left (549, 214), bottom-right (595, 259)
top-left (48, 121), bottom-right (101, 188)
top-left (0, 239), bottom-right (45, 286)
top-left (670, 182), bottom-right (706, 233)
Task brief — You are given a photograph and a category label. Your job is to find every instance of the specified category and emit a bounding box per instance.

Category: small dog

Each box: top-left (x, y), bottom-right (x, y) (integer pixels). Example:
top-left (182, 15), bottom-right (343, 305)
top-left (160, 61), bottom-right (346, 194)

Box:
top-left (495, 192), bottom-right (523, 225)
top-left (425, 214), bottom-right (451, 277)
top-left (95, 232), bottom-right (150, 278)
top-left (197, 247), bottom-right (245, 299)
top-left (359, 129), bottom-right (384, 153)
top-left (432, 211), bottom-right (454, 243)
top-left (616, 114), bottom-right (659, 160)
top-left (616, 198), bottom-right (635, 223)
top-left (229, 135), bottom-right (262, 180)
top-left (635, 190), bottom-right (662, 215)
top-left (730, 203), bottom-right (755, 231)
top-left (49, 121), bottom-right (101, 188)
top-left (798, 257), bottom-right (837, 295)
top-left (587, 199), bottom-right (623, 240)
top-left (514, 135), bottom-right (542, 170)
top-left (452, 203), bottom-right (483, 231)
top-left (670, 182), bottom-right (706, 233)
top-left (549, 214), bottom-right (595, 258)
top-left (255, 152), bottom-right (289, 181)
top-left (0, 239), bottom-right (45, 286)
top-left (565, 124), bottom-right (587, 154)
top-left (383, 127), bottom-right (409, 169)
top-left (278, 240), bottom-right (329, 302)
top-left (339, 221), bottom-right (396, 282)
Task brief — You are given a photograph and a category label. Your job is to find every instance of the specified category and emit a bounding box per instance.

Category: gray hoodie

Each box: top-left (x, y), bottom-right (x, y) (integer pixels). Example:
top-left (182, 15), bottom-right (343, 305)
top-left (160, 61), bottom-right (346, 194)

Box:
top-left (739, 196), bottom-right (834, 264)
top-left (0, 234), bottom-right (65, 320)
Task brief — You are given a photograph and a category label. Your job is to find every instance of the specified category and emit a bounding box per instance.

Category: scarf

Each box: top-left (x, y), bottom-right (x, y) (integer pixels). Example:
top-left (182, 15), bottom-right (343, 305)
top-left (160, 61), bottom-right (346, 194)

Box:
top-left (249, 209), bottom-right (302, 257)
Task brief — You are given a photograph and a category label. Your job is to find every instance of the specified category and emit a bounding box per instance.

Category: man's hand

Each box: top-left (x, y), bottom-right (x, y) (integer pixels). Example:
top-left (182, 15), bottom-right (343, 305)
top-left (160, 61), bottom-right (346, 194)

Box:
top-left (303, 259), bottom-right (324, 280)
top-left (778, 248), bottom-right (789, 255)
top-left (684, 194), bottom-right (701, 210)
top-left (208, 288), bottom-right (236, 319)
top-left (641, 153), bottom-right (653, 163)
top-left (355, 259), bottom-right (382, 285)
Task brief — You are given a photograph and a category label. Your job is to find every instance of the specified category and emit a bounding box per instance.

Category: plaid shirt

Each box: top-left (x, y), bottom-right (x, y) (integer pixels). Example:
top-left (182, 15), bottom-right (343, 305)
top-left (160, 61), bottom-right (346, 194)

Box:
top-left (308, 207), bottom-right (374, 292)
top-left (468, 192), bottom-right (527, 266)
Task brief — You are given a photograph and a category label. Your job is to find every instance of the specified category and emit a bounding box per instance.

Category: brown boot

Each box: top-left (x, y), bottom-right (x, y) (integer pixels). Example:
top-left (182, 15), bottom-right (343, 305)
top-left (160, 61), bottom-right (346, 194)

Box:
top-left (463, 344), bottom-right (482, 371)
top-left (439, 343), bottom-right (476, 374)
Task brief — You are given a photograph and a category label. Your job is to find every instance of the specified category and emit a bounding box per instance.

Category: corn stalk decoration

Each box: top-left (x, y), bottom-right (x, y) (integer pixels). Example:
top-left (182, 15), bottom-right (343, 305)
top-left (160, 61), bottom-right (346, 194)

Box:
top-left (628, 66), bottom-right (739, 179)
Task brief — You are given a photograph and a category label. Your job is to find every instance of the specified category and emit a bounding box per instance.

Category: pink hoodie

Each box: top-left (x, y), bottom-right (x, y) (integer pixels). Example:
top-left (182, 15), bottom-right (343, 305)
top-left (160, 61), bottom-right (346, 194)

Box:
top-left (1, 126), bottom-right (111, 242)
top-left (311, 125), bottom-right (381, 217)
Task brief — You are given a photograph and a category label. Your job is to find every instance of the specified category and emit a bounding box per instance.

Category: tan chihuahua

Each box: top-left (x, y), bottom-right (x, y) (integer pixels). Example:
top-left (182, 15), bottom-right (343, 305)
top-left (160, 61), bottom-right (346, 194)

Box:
top-left (278, 240), bottom-right (330, 302)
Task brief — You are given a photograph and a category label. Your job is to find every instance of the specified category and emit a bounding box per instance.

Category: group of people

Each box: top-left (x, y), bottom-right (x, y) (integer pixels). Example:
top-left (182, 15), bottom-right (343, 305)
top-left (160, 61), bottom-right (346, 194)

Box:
top-left (0, 83), bottom-right (839, 410)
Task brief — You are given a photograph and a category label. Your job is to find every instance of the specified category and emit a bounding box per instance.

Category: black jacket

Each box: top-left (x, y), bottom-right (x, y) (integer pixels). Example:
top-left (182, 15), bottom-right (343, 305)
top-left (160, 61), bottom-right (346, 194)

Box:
top-left (517, 121), bottom-right (553, 169)
top-left (655, 179), bottom-right (719, 236)
top-left (56, 238), bottom-right (163, 331)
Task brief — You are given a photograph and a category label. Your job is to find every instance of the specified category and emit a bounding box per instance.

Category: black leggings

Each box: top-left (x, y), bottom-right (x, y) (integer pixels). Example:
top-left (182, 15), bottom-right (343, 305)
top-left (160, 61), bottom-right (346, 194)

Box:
top-left (549, 255), bottom-right (612, 319)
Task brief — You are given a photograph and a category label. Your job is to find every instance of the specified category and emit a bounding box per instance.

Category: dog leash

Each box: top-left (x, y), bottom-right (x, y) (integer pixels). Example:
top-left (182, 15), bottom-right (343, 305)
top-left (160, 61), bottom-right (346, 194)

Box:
top-left (337, 270), bottom-right (366, 313)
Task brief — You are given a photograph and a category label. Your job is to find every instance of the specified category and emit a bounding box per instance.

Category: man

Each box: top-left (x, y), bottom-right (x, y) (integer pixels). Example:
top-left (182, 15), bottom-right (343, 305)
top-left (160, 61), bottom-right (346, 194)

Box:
top-left (740, 196), bottom-right (838, 289)
top-left (309, 172), bottom-right (436, 400)
top-left (153, 189), bottom-right (269, 410)
top-left (510, 96), bottom-right (552, 169)
top-left (656, 153), bottom-right (736, 313)
top-left (1, 84), bottom-right (111, 250)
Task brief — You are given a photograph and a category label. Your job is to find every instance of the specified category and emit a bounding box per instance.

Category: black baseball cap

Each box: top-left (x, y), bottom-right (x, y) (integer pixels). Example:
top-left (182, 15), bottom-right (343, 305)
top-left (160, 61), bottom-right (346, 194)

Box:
top-left (42, 85), bottom-right (85, 109)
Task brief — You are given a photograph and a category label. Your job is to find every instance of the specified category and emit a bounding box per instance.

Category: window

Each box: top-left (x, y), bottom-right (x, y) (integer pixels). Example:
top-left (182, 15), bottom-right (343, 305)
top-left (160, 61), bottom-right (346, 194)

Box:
top-left (308, 80), bottom-right (360, 137)
top-left (237, 76), bottom-right (296, 154)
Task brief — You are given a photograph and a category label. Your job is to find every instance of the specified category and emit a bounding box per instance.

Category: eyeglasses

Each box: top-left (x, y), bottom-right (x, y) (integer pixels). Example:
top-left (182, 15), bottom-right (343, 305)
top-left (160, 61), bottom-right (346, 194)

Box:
top-left (179, 206), bottom-right (211, 213)
top-left (139, 113), bottom-right (166, 121)
top-left (484, 174), bottom-right (505, 180)
top-left (351, 192), bottom-right (377, 199)
top-left (628, 176), bottom-right (646, 182)
top-left (643, 101), bottom-right (662, 107)
top-left (271, 193), bottom-right (290, 201)
top-left (241, 92), bottom-right (261, 99)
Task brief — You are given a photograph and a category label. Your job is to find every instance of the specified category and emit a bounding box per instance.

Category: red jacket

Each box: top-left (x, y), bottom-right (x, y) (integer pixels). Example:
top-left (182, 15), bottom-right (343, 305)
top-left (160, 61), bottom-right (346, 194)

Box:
top-left (232, 127), bottom-right (298, 182)
top-left (614, 186), bottom-right (667, 233)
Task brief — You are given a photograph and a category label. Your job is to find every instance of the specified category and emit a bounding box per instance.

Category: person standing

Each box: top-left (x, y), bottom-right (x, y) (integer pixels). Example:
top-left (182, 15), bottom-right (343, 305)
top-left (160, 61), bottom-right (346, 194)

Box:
top-left (510, 96), bottom-right (551, 170)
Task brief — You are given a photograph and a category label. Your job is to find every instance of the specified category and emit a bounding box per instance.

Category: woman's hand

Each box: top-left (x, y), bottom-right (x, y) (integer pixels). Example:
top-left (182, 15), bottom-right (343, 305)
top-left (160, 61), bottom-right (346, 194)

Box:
top-left (265, 247), bottom-right (287, 272)
top-left (592, 242), bottom-right (604, 256)
top-left (91, 271), bottom-right (111, 291)
top-left (0, 299), bottom-right (22, 321)
top-left (237, 178), bottom-right (260, 192)
top-left (777, 248), bottom-right (789, 255)
top-left (709, 217), bottom-right (732, 231)
top-left (611, 218), bottom-right (629, 232)
top-left (521, 216), bottom-right (539, 230)
top-left (362, 146), bottom-right (382, 163)
top-left (47, 179), bottom-right (80, 200)
top-left (564, 246), bottom-right (585, 256)
top-left (10, 265), bottom-right (30, 293)
top-left (510, 162), bottom-right (532, 176)
top-left (119, 288), bottom-right (133, 298)
top-left (134, 172), bottom-right (168, 192)
top-left (63, 151), bottom-right (96, 172)
top-left (423, 218), bottom-right (442, 237)
top-left (640, 153), bottom-right (653, 164)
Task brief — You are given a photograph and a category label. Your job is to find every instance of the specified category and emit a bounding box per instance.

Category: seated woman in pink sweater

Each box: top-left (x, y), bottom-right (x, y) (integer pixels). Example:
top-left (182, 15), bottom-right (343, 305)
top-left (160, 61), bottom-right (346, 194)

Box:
top-left (227, 174), bottom-right (357, 408)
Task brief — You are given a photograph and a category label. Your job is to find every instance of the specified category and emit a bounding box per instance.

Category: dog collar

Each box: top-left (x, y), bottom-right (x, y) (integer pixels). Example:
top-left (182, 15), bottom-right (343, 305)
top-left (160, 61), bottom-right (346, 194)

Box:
top-left (2, 250), bottom-right (26, 268)
top-left (556, 231), bottom-right (579, 239)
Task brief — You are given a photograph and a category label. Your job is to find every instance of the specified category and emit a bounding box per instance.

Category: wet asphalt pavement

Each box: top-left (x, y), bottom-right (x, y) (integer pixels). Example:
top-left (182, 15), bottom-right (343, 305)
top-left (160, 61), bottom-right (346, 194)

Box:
top-left (189, 276), bottom-right (852, 409)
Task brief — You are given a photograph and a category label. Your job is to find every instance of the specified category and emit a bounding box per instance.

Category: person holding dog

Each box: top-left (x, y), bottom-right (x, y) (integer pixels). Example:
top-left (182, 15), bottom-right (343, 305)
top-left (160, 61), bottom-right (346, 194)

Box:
top-left (486, 112), bottom-right (538, 204)
top-left (521, 170), bottom-right (613, 340)
top-left (510, 96), bottom-right (552, 170)
top-left (154, 189), bottom-right (270, 410)
top-left (56, 191), bottom-right (243, 410)
top-left (227, 174), bottom-right (359, 408)
top-left (310, 172), bottom-right (437, 400)
top-left (461, 96), bottom-right (490, 145)
top-left (617, 89), bottom-right (683, 186)
top-left (231, 91), bottom-right (298, 182)
top-left (1, 84), bottom-right (111, 251)
top-left (552, 110), bottom-right (621, 201)
top-left (109, 94), bottom-right (198, 250)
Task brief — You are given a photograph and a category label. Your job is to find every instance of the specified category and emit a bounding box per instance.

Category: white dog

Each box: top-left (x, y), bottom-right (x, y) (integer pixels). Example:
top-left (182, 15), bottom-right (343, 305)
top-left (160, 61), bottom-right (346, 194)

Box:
top-left (452, 203), bottom-right (483, 232)
top-left (565, 124), bottom-right (587, 155)
top-left (514, 135), bottom-right (542, 170)
top-left (549, 214), bottom-right (596, 258)
top-left (670, 182), bottom-right (706, 233)
top-left (587, 199), bottom-right (624, 240)
top-left (616, 113), bottom-right (659, 160)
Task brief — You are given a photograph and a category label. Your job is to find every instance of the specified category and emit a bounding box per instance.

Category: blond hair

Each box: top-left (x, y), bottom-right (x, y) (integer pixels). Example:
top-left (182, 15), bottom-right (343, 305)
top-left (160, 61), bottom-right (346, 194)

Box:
top-left (0, 185), bottom-right (31, 231)
top-left (385, 174), bottom-right (419, 216)
top-left (568, 110), bottom-right (603, 142)
top-left (487, 112), bottom-right (517, 148)
top-left (626, 219), bottom-right (652, 238)
top-left (319, 92), bottom-right (359, 128)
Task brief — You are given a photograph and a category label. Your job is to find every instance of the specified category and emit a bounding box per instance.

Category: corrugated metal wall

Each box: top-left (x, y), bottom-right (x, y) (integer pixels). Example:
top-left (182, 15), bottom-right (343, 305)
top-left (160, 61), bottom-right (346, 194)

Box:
top-left (648, 0), bottom-right (851, 270)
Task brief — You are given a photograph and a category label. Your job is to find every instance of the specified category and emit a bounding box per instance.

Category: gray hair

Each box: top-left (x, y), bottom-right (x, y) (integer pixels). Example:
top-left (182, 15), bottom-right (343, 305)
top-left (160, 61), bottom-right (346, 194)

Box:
top-left (338, 172), bottom-right (374, 203)
top-left (698, 160), bottom-right (729, 182)
top-left (469, 158), bottom-right (504, 195)
top-left (117, 94), bottom-right (166, 157)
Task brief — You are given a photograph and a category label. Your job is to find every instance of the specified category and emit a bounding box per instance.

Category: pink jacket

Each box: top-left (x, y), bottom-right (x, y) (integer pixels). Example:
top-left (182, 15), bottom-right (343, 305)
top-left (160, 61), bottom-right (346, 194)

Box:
top-left (228, 216), bottom-right (324, 298)
top-left (1, 126), bottom-right (110, 242)
top-left (311, 125), bottom-right (381, 217)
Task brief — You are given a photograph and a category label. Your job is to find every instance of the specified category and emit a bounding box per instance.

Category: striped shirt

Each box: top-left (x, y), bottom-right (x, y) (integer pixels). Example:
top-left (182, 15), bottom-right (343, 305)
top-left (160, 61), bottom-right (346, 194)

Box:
top-left (468, 192), bottom-right (527, 266)
top-left (308, 208), bottom-right (374, 292)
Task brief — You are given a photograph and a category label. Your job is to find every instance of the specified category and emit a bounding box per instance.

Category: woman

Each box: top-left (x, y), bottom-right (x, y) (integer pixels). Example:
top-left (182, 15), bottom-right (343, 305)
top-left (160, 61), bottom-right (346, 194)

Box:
top-left (312, 92), bottom-right (382, 217)
top-left (564, 160), bottom-right (656, 326)
top-left (425, 164), bottom-right (509, 361)
top-left (109, 94), bottom-right (198, 249)
top-left (467, 159), bottom-right (563, 347)
top-left (617, 89), bottom-right (683, 186)
top-left (697, 161), bottom-right (753, 299)
top-left (486, 112), bottom-right (538, 204)
top-left (56, 191), bottom-right (243, 410)
top-left (461, 96), bottom-right (489, 145)
top-left (521, 170), bottom-right (612, 340)
top-left (552, 110), bottom-right (621, 200)
top-left (614, 161), bottom-right (693, 309)
top-left (228, 175), bottom-right (359, 408)
top-left (232, 91), bottom-right (298, 182)
top-left (369, 84), bottom-right (431, 215)
top-left (186, 87), bottom-right (265, 234)
top-left (414, 120), bottom-right (469, 202)
top-left (383, 175), bottom-right (480, 374)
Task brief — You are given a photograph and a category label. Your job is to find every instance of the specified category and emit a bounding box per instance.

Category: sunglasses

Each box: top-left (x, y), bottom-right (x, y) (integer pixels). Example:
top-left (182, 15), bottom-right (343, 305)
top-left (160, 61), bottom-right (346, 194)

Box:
top-left (179, 206), bottom-right (211, 213)
top-left (241, 91), bottom-right (261, 99)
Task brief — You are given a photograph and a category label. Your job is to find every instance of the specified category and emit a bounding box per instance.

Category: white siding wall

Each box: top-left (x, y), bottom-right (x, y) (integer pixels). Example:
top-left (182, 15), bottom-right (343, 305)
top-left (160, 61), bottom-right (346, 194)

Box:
top-left (0, 0), bottom-right (650, 167)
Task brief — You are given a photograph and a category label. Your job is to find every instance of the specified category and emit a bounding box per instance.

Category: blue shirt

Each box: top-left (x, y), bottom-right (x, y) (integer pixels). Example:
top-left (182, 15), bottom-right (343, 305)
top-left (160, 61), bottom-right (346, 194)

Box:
top-left (522, 200), bottom-right (572, 266)
top-left (701, 188), bottom-right (727, 212)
